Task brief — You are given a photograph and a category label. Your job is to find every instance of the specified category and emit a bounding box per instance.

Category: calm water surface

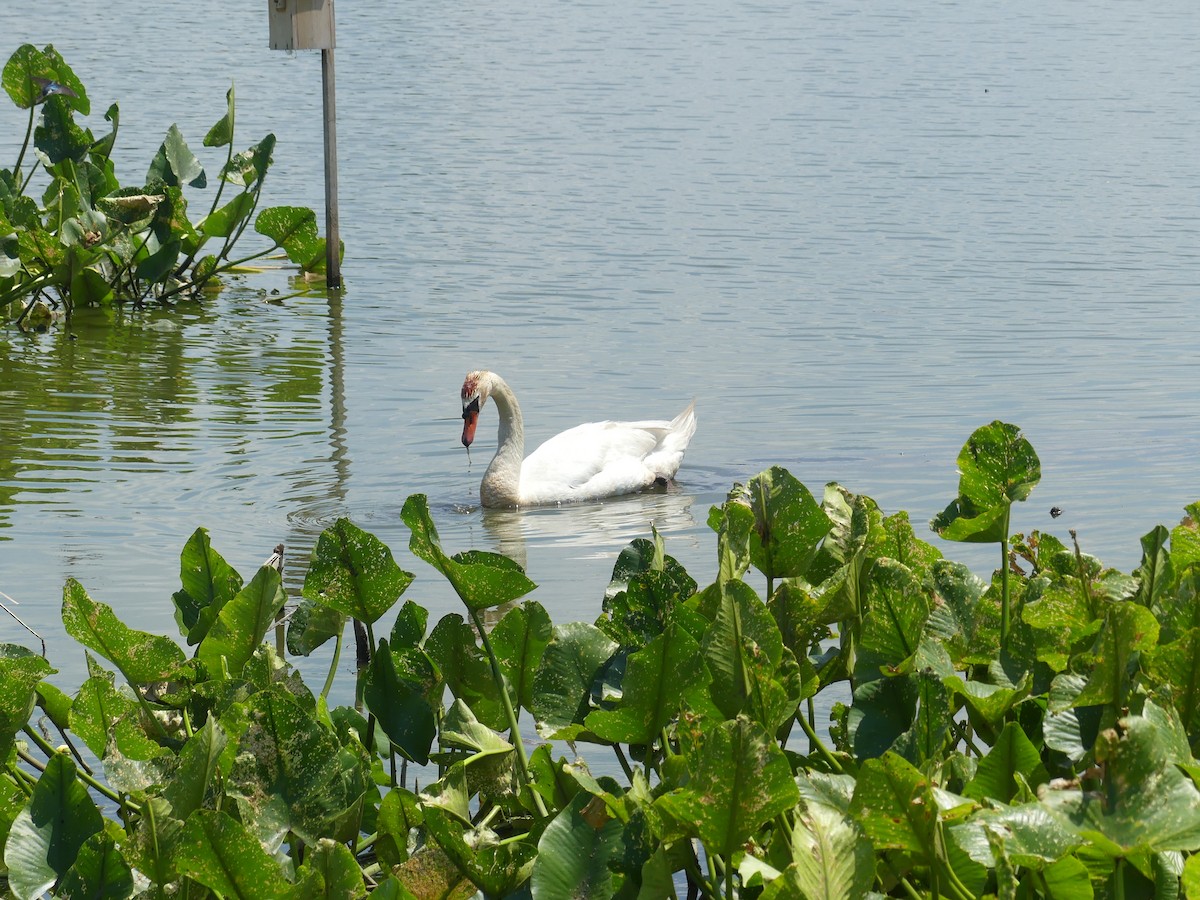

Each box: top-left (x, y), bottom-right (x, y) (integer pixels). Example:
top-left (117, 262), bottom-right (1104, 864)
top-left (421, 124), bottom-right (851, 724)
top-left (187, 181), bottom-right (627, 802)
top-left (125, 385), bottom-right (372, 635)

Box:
top-left (2, 2), bottom-right (1199, 694)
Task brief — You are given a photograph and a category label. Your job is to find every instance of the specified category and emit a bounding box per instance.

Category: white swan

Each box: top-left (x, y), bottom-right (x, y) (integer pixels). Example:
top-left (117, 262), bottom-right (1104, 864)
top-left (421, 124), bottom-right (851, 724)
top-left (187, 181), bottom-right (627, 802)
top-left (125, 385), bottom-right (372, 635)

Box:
top-left (460, 370), bottom-right (697, 508)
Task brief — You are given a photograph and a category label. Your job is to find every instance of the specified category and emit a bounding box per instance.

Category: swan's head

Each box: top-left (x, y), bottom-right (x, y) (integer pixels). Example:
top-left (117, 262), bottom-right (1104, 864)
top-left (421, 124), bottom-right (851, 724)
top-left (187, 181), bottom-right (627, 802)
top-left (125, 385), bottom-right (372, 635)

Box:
top-left (461, 370), bottom-right (490, 447)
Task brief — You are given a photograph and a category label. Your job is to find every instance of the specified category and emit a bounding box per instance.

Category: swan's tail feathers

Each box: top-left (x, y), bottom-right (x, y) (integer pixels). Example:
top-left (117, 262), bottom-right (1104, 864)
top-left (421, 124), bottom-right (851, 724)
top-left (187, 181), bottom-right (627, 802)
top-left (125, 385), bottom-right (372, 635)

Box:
top-left (667, 401), bottom-right (697, 448)
top-left (647, 401), bottom-right (697, 481)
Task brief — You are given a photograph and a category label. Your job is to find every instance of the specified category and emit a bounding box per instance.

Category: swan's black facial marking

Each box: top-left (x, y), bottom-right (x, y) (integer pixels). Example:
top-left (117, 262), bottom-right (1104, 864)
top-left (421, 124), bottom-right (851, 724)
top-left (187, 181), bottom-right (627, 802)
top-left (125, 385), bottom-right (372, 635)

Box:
top-left (461, 396), bottom-right (481, 447)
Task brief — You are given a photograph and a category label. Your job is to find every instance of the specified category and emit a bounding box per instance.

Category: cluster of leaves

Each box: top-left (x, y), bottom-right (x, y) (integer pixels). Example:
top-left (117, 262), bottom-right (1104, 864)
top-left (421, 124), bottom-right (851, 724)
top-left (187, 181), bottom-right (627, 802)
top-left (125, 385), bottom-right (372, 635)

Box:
top-left (0, 44), bottom-right (336, 328)
top-left (5, 420), bottom-right (1200, 898)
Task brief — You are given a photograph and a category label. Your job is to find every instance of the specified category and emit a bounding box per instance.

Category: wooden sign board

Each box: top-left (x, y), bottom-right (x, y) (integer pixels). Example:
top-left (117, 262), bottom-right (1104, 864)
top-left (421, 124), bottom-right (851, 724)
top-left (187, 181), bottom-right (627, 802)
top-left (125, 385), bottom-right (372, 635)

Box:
top-left (268, 0), bottom-right (335, 51)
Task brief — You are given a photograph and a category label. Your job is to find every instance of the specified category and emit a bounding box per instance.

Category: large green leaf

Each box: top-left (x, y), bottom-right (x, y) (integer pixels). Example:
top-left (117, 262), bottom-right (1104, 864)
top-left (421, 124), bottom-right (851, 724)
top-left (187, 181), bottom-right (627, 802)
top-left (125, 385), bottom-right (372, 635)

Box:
top-left (931, 421), bottom-right (1040, 543)
top-left (0, 644), bottom-right (53, 758)
top-left (943, 673), bottom-right (1032, 737)
top-left (531, 792), bottom-right (624, 899)
top-left (951, 803), bottom-right (1082, 869)
top-left (199, 191), bottom-right (255, 239)
top-left (303, 518), bottom-right (414, 625)
top-left (598, 533), bottom-right (698, 648)
top-left (1042, 713), bottom-right (1200, 859)
top-left (491, 600), bottom-right (553, 713)
top-left (175, 809), bottom-right (293, 899)
top-left (204, 84), bottom-right (236, 147)
top-left (963, 721), bottom-right (1048, 803)
top-left (856, 558), bottom-right (930, 679)
top-left (375, 787), bottom-right (424, 869)
top-left (426, 613), bottom-right (506, 732)
top-left (35, 96), bottom-right (92, 165)
top-left (255, 204), bottom-right (325, 270)
top-left (61, 578), bottom-right (185, 685)
top-left (1145, 627), bottom-right (1200, 742)
top-left (1022, 578), bottom-right (1101, 671)
top-left (701, 578), bottom-right (785, 721)
top-left (228, 687), bottom-right (369, 846)
top-left (285, 595), bottom-right (346, 656)
top-left (224, 134), bottom-right (276, 188)
top-left (849, 751), bottom-right (936, 860)
top-left (296, 838), bottom-right (367, 899)
top-left (923, 559), bottom-right (1000, 667)
top-left (1134, 525), bottom-right (1174, 610)
top-left (586, 621), bottom-right (708, 745)
top-left (162, 716), bottom-right (229, 821)
top-left (402, 494), bottom-right (536, 611)
top-left (709, 493), bottom-right (755, 583)
top-left (197, 564), bottom-right (286, 677)
top-left (440, 698), bottom-right (513, 758)
top-left (1070, 601), bottom-right (1159, 711)
top-left (124, 797), bottom-right (185, 890)
top-left (732, 466), bottom-right (832, 581)
top-left (147, 124), bottom-right (206, 188)
top-left (363, 638), bottom-right (436, 765)
top-left (657, 716), bottom-right (799, 860)
top-left (57, 831), bottom-right (134, 900)
top-left (890, 669), bottom-right (952, 765)
top-left (68, 661), bottom-right (137, 759)
top-left (530, 622), bottom-right (617, 739)
top-left (3, 44), bottom-right (88, 112)
top-left (846, 671), bottom-right (917, 760)
top-left (789, 803), bottom-right (875, 900)
top-left (423, 807), bottom-right (537, 897)
top-left (4, 752), bottom-right (102, 900)
top-left (1154, 564), bottom-right (1200, 644)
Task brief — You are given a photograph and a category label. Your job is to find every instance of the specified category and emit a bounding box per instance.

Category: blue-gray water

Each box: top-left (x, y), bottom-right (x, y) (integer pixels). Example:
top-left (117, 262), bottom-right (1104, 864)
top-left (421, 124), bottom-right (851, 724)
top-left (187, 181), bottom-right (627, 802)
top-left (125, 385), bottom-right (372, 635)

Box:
top-left (2, 2), bottom-right (1199, 695)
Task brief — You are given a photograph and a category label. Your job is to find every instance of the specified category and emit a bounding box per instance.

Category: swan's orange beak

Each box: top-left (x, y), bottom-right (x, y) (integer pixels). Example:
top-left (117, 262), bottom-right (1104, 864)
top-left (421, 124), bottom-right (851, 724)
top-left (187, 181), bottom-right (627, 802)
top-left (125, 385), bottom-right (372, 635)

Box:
top-left (461, 397), bottom-right (480, 447)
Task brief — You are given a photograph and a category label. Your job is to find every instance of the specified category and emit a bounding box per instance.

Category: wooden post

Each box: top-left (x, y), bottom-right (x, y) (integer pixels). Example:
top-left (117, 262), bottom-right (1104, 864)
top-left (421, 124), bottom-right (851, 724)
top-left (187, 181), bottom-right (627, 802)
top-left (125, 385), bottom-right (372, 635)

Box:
top-left (321, 47), bottom-right (342, 288)
top-left (268, 0), bottom-right (341, 287)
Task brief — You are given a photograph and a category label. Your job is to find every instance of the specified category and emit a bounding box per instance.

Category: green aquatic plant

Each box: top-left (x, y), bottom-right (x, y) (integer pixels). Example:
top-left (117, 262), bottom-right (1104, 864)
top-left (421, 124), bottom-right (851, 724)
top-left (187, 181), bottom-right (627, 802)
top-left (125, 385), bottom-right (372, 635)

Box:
top-left (4, 422), bottom-right (1200, 897)
top-left (0, 43), bottom-right (337, 327)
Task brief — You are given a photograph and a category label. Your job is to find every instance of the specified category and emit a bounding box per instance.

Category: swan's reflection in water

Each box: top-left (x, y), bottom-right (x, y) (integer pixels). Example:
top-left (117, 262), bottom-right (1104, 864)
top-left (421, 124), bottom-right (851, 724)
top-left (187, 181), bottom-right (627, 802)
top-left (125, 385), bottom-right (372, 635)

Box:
top-left (479, 483), bottom-right (700, 566)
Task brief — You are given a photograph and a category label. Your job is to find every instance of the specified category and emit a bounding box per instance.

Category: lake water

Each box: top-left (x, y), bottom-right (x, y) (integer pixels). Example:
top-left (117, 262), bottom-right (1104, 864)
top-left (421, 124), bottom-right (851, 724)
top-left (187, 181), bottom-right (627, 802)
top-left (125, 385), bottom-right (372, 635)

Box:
top-left (3, 1), bottom-right (1199, 698)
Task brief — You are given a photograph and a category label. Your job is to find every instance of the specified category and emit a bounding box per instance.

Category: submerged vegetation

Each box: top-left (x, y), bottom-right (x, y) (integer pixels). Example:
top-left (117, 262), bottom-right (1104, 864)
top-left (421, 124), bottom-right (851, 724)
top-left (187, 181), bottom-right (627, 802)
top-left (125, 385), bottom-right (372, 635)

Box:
top-left (0, 44), bottom-right (336, 329)
top-left (4, 420), bottom-right (1200, 898)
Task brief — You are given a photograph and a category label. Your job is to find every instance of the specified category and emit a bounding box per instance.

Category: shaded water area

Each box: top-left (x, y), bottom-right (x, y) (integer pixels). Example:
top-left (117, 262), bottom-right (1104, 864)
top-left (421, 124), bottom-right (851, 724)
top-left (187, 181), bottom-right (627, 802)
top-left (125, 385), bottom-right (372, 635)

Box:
top-left (3, 2), bottom-right (1200, 701)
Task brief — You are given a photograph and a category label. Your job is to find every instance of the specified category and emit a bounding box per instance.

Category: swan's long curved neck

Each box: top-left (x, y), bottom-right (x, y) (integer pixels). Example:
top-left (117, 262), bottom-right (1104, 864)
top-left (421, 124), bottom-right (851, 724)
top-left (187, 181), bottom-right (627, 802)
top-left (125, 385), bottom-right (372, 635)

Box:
top-left (481, 374), bottom-right (525, 507)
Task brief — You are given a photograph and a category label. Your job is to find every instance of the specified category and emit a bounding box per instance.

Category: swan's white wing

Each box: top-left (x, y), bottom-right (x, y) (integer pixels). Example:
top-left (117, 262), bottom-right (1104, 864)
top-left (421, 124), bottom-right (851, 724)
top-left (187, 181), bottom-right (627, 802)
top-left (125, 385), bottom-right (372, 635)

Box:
top-left (519, 420), bottom-right (665, 504)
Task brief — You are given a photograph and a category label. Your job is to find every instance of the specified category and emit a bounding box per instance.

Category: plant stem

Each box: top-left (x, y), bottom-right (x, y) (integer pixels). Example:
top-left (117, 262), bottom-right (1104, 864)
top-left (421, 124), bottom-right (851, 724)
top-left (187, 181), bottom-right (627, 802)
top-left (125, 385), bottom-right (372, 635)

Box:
top-left (469, 608), bottom-right (548, 818)
top-left (14, 98), bottom-right (34, 176)
top-left (321, 622), bottom-right (344, 700)
top-left (20, 729), bottom-right (134, 809)
top-left (999, 506), bottom-right (1011, 650)
top-left (612, 742), bottom-right (635, 782)
top-left (795, 712), bottom-right (843, 774)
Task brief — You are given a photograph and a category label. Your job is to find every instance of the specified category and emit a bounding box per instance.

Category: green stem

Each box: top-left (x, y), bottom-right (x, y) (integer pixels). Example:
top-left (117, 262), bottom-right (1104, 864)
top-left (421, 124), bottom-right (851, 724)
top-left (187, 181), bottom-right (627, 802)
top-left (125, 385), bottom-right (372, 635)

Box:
top-left (469, 608), bottom-right (548, 818)
top-left (935, 819), bottom-right (975, 900)
top-left (949, 717), bottom-right (985, 758)
top-left (14, 97), bottom-right (34, 176)
top-left (682, 846), bottom-right (718, 900)
top-left (999, 505), bottom-right (1011, 650)
top-left (795, 712), bottom-right (843, 774)
top-left (320, 621), bottom-right (344, 700)
top-left (704, 847), bottom-right (721, 899)
top-left (20, 729), bottom-right (134, 810)
top-left (612, 742), bottom-right (635, 782)
top-left (7, 760), bottom-right (37, 794)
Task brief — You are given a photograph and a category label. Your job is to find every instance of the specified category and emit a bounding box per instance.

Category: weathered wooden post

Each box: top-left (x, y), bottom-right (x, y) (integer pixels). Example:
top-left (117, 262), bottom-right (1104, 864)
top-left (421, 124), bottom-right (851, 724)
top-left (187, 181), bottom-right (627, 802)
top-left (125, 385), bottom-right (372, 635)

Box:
top-left (267, 0), bottom-right (342, 288)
